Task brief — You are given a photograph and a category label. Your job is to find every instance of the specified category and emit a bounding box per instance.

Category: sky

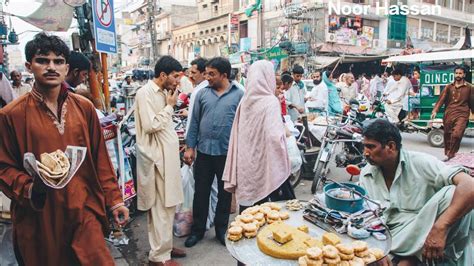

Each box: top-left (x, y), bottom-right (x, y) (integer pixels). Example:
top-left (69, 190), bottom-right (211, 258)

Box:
top-left (4, 0), bottom-right (129, 57)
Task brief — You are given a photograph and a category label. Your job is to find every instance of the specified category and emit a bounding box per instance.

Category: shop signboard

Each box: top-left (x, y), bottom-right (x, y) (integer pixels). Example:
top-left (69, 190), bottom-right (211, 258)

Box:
top-left (421, 70), bottom-right (454, 85)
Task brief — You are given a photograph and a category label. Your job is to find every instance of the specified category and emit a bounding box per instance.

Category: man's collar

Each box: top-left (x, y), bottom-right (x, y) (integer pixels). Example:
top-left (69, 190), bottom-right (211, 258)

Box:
top-left (148, 79), bottom-right (162, 92)
top-left (364, 149), bottom-right (407, 178)
top-left (31, 82), bottom-right (69, 103)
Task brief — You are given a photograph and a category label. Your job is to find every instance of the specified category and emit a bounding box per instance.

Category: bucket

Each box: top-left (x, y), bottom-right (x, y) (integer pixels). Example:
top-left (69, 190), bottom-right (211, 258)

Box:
top-left (324, 182), bottom-right (366, 213)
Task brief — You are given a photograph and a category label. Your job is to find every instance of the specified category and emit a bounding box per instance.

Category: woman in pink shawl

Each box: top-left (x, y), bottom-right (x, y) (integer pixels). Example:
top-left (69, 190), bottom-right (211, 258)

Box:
top-left (222, 60), bottom-right (294, 212)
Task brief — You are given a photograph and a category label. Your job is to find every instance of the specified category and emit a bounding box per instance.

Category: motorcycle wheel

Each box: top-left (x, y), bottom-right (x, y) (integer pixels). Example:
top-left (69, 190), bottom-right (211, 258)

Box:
top-left (311, 161), bottom-right (327, 194)
top-left (289, 167), bottom-right (302, 189)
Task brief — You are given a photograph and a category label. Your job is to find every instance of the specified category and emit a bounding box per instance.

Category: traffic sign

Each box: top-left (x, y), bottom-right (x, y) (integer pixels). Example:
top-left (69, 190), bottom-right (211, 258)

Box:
top-left (92, 0), bottom-right (117, 54)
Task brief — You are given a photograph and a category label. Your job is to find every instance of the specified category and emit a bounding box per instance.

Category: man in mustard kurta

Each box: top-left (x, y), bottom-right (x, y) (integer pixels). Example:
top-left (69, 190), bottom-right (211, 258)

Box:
top-left (135, 56), bottom-right (185, 266)
top-left (360, 119), bottom-right (473, 266)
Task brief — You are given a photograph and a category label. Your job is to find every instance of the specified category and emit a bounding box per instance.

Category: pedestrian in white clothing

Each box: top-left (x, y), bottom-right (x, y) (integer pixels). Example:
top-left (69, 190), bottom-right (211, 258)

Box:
top-left (286, 65), bottom-right (306, 121)
top-left (336, 73), bottom-right (357, 104)
top-left (383, 69), bottom-right (412, 123)
top-left (306, 71), bottom-right (328, 114)
top-left (185, 58), bottom-right (209, 134)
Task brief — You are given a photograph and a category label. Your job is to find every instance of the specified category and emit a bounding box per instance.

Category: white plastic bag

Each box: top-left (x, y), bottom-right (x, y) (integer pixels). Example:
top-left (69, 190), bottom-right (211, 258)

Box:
top-left (286, 136), bottom-right (302, 174)
top-left (173, 164), bottom-right (194, 237)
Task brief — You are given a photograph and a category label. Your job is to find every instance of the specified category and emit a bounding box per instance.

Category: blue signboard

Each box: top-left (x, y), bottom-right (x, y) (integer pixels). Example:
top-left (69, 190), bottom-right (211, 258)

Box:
top-left (92, 0), bottom-right (117, 54)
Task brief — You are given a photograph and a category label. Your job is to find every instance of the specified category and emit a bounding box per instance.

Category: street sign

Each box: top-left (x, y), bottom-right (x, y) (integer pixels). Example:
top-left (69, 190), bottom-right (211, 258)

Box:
top-left (92, 0), bottom-right (117, 54)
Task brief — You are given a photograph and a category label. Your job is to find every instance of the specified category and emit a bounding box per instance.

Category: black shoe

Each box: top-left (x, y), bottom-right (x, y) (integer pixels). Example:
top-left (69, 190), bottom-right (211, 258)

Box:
top-left (184, 234), bottom-right (202, 248)
top-left (216, 231), bottom-right (226, 246)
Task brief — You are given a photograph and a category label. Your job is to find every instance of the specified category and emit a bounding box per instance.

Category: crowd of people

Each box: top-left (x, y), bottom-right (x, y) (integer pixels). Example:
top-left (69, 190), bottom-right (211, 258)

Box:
top-left (0, 32), bottom-right (473, 266)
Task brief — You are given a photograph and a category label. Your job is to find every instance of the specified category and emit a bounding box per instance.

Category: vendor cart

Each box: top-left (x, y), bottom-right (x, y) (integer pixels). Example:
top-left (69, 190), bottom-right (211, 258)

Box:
top-left (383, 48), bottom-right (474, 147)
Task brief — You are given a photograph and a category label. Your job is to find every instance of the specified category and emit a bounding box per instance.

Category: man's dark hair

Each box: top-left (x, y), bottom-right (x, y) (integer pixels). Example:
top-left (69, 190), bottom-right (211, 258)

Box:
top-left (190, 57), bottom-right (208, 73)
top-left (454, 65), bottom-right (466, 73)
top-left (206, 57), bottom-right (231, 78)
top-left (313, 70), bottom-right (322, 76)
top-left (281, 72), bottom-right (294, 84)
top-left (25, 32), bottom-right (70, 63)
top-left (68, 51), bottom-right (91, 73)
top-left (292, 64), bottom-right (304, 74)
top-left (154, 56), bottom-right (183, 78)
top-left (362, 119), bottom-right (402, 150)
top-left (10, 70), bottom-right (19, 78)
top-left (391, 69), bottom-right (404, 76)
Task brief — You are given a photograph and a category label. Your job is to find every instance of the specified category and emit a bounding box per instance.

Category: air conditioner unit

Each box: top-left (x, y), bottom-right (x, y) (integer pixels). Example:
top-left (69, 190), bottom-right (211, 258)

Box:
top-left (326, 33), bottom-right (336, 43)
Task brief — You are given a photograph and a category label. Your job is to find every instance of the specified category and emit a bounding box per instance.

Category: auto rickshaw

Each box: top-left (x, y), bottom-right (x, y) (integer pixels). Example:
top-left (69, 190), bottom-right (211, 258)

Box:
top-left (383, 49), bottom-right (473, 147)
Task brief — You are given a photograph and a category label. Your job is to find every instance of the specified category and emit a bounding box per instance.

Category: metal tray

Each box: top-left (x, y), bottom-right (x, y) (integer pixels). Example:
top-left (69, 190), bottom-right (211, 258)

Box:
top-left (225, 203), bottom-right (391, 265)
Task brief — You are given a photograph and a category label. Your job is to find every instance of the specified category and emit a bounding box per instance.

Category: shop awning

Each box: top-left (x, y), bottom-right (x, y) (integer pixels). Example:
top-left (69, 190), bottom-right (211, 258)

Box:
top-left (307, 56), bottom-right (340, 68)
top-left (383, 49), bottom-right (474, 63)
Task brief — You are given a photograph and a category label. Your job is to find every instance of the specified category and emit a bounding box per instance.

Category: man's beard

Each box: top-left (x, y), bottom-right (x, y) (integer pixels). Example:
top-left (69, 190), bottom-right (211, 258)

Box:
top-left (455, 77), bottom-right (463, 81)
top-left (313, 79), bottom-right (322, 85)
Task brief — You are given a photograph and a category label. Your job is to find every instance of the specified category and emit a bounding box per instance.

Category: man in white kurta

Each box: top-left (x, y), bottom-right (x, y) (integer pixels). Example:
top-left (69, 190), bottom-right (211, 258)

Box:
top-left (135, 56), bottom-right (184, 265)
top-left (383, 70), bottom-right (412, 123)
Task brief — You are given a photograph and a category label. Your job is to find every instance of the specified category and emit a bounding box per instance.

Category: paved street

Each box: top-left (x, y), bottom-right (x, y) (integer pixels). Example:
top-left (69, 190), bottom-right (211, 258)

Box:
top-left (0, 133), bottom-right (472, 265)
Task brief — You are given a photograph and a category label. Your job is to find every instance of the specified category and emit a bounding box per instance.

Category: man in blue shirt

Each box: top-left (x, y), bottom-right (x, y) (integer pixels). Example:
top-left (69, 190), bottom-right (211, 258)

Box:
top-left (183, 57), bottom-right (244, 247)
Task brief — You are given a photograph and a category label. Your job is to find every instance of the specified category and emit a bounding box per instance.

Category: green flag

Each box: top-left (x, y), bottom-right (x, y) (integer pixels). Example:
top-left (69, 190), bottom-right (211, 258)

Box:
top-left (245, 0), bottom-right (262, 17)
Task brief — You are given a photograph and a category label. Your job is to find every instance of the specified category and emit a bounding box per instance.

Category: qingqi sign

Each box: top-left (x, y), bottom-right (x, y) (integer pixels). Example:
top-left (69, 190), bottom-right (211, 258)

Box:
top-left (421, 71), bottom-right (454, 86)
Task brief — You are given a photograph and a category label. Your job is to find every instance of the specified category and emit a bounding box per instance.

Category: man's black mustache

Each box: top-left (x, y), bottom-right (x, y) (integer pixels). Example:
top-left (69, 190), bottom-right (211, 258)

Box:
top-left (44, 71), bottom-right (60, 76)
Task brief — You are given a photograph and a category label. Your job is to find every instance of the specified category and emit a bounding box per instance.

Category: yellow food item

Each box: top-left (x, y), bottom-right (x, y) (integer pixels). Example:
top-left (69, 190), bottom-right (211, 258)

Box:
top-left (368, 247), bottom-right (385, 260)
top-left (297, 225), bottom-right (309, 233)
top-left (336, 243), bottom-right (354, 255)
top-left (362, 253), bottom-right (377, 264)
top-left (349, 257), bottom-right (365, 266)
top-left (303, 238), bottom-right (323, 248)
top-left (322, 233), bottom-right (341, 246)
top-left (272, 228), bottom-right (293, 244)
top-left (352, 240), bottom-right (368, 252)
top-left (322, 245), bottom-right (339, 259)
top-left (323, 254), bottom-right (341, 265)
top-left (306, 247), bottom-right (323, 260)
top-left (339, 252), bottom-right (355, 260)
top-left (355, 249), bottom-right (370, 258)
top-left (257, 222), bottom-right (313, 260)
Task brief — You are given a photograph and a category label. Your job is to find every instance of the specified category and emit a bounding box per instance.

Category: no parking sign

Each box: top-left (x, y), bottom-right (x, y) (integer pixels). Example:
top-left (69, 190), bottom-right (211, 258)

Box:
top-left (92, 0), bottom-right (117, 54)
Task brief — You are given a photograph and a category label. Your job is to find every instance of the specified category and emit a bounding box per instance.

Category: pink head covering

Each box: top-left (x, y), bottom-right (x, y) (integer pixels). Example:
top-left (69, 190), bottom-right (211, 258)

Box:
top-left (222, 60), bottom-right (290, 205)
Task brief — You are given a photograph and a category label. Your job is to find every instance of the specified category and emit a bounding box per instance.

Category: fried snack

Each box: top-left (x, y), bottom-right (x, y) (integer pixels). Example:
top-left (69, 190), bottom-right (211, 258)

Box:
top-left (336, 243), bottom-right (354, 255)
top-left (240, 214), bottom-right (254, 223)
top-left (227, 226), bottom-right (243, 241)
top-left (298, 256), bottom-right (308, 266)
top-left (349, 257), bottom-right (365, 266)
top-left (279, 211), bottom-right (290, 220)
top-left (339, 252), bottom-right (355, 261)
top-left (286, 199), bottom-right (304, 211)
top-left (352, 240), bottom-right (368, 252)
top-left (368, 247), bottom-right (385, 260)
top-left (362, 253), bottom-right (377, 264)
top-left (323, 254), bottom-right (341, 265)
top-left (322, 233), bottom-right (341, 246)
top-left (242, 223), bottom-right (258, 238)
top-left (322, 245), bottom-right (339, 259)
top-left (306, 247), bottom-right (323, 260)
top-left (269, 202), bottom-right (282, 211)
top-left (36, 150), bottom-right (70, 185)
top-left (355, 249), bottom-right (370, 258)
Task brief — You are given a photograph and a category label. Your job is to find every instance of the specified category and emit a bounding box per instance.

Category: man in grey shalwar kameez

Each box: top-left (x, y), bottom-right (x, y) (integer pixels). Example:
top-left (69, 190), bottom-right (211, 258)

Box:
top-left (360, 119), bottom-right (473, 266)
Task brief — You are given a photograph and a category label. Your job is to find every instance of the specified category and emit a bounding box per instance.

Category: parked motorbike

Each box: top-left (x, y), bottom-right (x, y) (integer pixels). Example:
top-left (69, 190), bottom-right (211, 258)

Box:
top-left (311, 105), bottom-right (365, 194)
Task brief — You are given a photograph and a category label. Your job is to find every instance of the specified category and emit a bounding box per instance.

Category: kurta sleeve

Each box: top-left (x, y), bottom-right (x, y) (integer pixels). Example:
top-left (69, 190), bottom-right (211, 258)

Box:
top-left (136, 89), bottom-right (174, 134)
top-left (0, 112), bottom-right (35, 208)
top-left (432, 85), bottom-right (449, 113)
top-left (87, 104), bottom-right (123, 210)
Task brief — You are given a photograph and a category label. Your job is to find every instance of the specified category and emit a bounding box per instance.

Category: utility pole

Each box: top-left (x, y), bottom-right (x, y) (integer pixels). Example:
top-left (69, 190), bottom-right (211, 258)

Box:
top-left (147, 0), bottom-right (159, 66)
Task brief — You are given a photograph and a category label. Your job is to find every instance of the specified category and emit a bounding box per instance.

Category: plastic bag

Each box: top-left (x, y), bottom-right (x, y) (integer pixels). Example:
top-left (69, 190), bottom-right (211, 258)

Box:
top-left (173, 164), bottom-right (194, 237)
top-left (206, 178), bottom-right (218, 230)
top-left (286, 136), bottom-right (302, 175)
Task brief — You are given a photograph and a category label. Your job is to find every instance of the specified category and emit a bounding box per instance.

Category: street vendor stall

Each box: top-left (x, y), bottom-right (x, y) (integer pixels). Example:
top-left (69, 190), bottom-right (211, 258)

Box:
top-left (225, 187), bottom-right (391, 265)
